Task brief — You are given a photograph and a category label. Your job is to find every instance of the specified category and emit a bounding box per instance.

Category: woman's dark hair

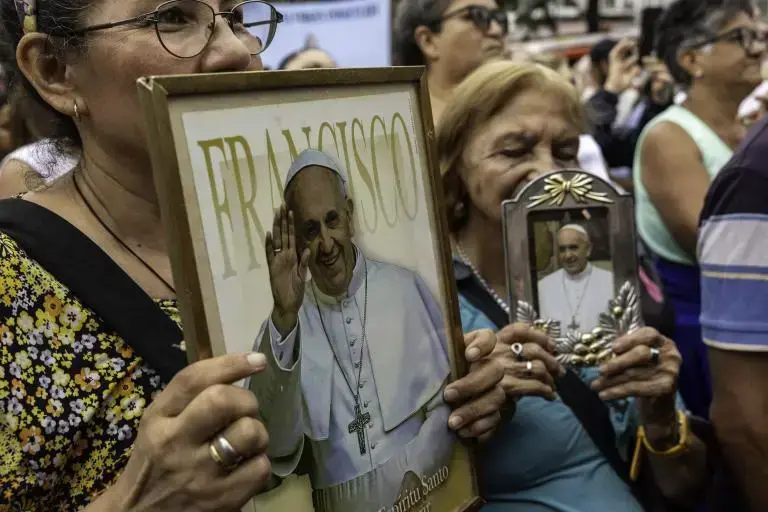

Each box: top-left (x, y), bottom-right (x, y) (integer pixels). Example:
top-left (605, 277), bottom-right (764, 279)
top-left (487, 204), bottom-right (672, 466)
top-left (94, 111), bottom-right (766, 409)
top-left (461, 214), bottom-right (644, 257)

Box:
top-left (0, 0), bottom-right (92, 154)
top-left (656, 0), bottom-right (755, 87)
top-left (392, 0), bottom-right (454, 66)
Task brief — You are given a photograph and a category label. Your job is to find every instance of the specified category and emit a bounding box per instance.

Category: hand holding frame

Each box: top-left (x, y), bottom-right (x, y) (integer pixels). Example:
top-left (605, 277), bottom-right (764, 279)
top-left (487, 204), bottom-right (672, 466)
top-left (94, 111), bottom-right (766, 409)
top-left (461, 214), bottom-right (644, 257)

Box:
top-left (496, 323), bottom-right (566, 402)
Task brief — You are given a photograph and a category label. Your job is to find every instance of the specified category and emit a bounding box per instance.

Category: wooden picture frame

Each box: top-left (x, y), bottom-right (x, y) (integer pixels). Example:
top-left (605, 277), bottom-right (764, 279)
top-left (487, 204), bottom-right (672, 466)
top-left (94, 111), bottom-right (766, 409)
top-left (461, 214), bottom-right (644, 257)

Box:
top-left (137, 67), bottom-right (481, 512)
top-left (502, 170), bottom-right (643, 368)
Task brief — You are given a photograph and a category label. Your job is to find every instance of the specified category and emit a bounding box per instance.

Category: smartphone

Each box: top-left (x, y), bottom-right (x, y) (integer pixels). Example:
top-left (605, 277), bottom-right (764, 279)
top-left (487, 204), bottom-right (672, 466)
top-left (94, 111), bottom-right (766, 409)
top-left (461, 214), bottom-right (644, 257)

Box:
top-left (638, 7), bottom-right (664, 60)
top-left (622, 44), bottom-right (638, 62)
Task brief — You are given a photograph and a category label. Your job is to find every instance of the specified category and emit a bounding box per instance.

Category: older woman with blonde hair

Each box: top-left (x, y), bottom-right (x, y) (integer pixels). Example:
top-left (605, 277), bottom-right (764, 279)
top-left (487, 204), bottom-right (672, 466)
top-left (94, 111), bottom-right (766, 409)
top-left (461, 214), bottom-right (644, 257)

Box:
top-left (438, 60), bottom-right (712, 511)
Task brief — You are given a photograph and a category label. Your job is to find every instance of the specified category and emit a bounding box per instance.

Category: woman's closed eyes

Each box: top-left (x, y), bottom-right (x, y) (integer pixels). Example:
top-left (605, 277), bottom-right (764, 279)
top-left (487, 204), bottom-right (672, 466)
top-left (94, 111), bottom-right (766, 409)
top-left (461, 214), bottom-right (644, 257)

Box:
top-left (491, 131), bottom-right (579, 163)
top-left (494, 141), bottom-right (578, 163)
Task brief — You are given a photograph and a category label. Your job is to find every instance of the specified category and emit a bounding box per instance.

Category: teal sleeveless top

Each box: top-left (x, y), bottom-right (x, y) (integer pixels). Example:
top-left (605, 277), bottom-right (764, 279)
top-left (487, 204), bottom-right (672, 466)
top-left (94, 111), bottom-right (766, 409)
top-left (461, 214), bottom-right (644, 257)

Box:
top-left (633, 105), bottom-right (733, 265)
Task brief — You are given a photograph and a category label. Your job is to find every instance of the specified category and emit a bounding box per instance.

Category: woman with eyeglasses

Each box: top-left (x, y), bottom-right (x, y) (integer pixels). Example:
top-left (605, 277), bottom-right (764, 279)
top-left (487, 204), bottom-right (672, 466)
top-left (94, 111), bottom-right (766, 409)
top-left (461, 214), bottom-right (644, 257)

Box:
top-left (393, 0), bottom-right (508, 124)
top-left (634, 0), bottom-right (766, 421)
top-left (0, 0), bottom-right (505, 509)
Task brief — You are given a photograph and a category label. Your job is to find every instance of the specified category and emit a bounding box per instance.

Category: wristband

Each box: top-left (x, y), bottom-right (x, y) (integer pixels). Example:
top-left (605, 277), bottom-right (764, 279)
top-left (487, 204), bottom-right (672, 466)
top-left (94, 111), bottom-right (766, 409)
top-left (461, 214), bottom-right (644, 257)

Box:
top-left (629, 410), bottom-right (689, 481)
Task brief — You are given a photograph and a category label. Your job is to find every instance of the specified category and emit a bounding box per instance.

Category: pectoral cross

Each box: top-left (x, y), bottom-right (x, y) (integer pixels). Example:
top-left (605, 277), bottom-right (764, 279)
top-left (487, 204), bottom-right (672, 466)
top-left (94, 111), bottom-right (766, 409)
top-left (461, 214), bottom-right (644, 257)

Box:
top-left (348, 398), bottom-right (371, 455)
top-left (568, 316), bottom-right (580, 331)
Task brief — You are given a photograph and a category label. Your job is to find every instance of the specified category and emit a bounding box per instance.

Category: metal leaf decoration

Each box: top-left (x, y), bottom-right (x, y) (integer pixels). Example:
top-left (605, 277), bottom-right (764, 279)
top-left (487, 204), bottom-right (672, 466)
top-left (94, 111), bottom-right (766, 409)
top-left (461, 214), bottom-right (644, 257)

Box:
top-left (557, 326), bottom-right (615, 367)
top-left (558, 282), bottom-right (641, 367)
top-left (516, 300), bottom-right (538, 326)
top-left (596, 281), bottom-right (642, 344)
top-left (516, 300), bottom-right (561, 340)
top-left (528, 173), bottom-right (613, 208)
top-left (515, 282), bottom-right (641, 368)
top-left (555, 330), bottom-right (583, 366)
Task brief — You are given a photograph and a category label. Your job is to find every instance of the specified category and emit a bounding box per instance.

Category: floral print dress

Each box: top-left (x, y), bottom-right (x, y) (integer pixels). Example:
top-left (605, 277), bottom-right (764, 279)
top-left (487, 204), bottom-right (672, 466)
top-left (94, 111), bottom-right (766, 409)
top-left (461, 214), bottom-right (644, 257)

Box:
top-left (0, 232), bottom-right (184, 510)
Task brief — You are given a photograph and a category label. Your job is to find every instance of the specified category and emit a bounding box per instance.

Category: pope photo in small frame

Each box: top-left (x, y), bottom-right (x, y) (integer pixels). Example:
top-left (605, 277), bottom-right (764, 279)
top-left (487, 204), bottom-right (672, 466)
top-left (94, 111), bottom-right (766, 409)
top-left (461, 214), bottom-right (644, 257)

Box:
top-left (137, 68), bottom-right (480, 512)
top-left (530, 206), bottom-right (613, 334)
top-left (502, 170), bottom-right (643, 367)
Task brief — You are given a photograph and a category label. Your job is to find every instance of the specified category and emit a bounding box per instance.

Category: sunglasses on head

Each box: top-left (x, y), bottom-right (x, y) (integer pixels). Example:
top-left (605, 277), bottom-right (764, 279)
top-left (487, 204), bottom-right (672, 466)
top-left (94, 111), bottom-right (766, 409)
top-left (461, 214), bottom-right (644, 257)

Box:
top-left (440, 5), bottom-right (509, 35)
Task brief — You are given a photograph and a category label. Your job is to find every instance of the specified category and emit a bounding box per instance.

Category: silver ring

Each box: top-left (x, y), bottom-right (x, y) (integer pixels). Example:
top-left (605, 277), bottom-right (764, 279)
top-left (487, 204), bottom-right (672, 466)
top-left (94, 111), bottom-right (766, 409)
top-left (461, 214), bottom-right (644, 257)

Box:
top-left (511, 342), bottom-right (525, 362)
top-left (649, 347), bottom-right (661, 366)
top-left (525, 360), bottom-right (534, 377)
top-left (273, 247), bottom-right (282, 254)
top-left (209, 434), bottom-right (242, 470)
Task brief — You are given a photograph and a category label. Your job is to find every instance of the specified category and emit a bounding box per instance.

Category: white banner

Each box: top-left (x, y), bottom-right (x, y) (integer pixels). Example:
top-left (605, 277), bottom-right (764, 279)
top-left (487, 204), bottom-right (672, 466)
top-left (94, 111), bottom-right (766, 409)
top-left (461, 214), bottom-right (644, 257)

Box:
top-left (260, 0), bottom-right (392, 69)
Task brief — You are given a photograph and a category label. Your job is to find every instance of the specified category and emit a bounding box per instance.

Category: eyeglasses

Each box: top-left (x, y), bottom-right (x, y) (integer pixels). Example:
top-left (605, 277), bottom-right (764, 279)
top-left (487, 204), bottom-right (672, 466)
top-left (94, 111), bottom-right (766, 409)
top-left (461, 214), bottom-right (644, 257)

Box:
top-left (690, 27), bottom-right (767, 59)
top-left (71, 0), bottom-right (283, 59)
top-left (440, 5), bottom-right (509, 35)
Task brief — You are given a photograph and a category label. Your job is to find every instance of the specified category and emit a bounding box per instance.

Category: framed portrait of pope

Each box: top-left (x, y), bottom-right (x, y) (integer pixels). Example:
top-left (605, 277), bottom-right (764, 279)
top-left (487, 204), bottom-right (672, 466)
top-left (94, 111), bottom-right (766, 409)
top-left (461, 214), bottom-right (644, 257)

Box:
top-left (502, 170), bottom-right (643, 368)
top-left (137, 68), bottom-right (480, 512)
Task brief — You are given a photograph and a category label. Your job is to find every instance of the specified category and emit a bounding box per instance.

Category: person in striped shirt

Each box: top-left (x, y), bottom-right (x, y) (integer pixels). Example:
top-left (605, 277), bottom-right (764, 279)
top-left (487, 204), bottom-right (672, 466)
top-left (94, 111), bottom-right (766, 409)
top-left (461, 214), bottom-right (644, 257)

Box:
top-left (699, 114), bottom-right (768, 510)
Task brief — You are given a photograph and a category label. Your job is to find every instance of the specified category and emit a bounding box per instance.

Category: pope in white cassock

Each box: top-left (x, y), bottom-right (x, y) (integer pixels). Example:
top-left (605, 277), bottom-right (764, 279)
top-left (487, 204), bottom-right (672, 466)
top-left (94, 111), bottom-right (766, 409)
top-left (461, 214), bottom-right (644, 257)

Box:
top-left (249, 149), bottom-right (453, 512)
top-left (537, 224), bottom-right (614, 333)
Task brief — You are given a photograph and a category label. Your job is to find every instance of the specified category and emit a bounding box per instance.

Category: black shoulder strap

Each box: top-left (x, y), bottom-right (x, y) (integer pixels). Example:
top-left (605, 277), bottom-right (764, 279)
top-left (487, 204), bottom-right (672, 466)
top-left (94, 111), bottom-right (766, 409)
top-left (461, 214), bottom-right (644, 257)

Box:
top-left (0, 198), bottom-right (186, 383)
top-left (455, 271), bottom-right (633, 487)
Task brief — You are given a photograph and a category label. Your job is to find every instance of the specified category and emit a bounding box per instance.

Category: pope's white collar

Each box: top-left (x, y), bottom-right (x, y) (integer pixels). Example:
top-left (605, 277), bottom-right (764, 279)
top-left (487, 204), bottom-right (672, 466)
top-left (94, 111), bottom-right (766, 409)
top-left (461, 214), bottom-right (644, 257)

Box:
top-left (308, 245), bottom-right (364, 307)
top-left (564, 262), bottom-right (593, 282)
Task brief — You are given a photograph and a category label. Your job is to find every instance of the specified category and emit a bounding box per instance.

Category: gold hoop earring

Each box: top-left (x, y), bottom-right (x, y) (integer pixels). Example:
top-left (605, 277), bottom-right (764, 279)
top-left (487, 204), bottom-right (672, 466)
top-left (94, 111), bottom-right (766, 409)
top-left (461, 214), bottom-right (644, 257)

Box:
top-left (73, 101), bottom-right (80, 121)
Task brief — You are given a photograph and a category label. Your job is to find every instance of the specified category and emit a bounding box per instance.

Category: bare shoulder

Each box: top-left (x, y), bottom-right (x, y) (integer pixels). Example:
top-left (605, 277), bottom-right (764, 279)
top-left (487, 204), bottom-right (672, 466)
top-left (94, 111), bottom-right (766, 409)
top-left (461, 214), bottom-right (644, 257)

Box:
top-left (641, 121), bottom-right (700, 158)
top-left (640, 121), bottom-right (704, 184)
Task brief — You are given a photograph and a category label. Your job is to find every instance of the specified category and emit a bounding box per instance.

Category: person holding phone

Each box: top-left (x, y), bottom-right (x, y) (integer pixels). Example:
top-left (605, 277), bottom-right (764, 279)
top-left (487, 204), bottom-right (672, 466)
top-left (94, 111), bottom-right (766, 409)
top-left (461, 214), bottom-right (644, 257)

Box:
top-left (586, 38), bottom-right (675, 186)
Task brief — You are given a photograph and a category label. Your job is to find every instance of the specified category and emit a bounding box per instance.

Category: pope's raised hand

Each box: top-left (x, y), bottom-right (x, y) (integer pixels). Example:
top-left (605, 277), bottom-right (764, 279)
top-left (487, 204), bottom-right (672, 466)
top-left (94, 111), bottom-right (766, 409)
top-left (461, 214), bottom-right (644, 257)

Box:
top-left (265, 205), bottom-right (310, 335)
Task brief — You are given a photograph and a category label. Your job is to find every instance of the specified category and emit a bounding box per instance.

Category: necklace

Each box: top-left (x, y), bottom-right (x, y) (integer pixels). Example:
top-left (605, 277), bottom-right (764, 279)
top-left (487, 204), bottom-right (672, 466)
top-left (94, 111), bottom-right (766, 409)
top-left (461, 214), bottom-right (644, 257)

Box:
top-left (455, 243), bottom-right (510, 315)
top-left (312, 257), bottom-right (371, 457)
top-left (72, 175), bottom-right (176, 294)
top-left (561, 265), bottom-right (592, 330)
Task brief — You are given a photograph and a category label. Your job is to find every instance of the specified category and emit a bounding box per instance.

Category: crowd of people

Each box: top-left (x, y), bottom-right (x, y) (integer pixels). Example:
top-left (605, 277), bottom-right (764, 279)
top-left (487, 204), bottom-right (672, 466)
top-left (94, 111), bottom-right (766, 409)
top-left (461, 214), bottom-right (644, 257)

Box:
top-left (1, 0), bottom-right (768, 510)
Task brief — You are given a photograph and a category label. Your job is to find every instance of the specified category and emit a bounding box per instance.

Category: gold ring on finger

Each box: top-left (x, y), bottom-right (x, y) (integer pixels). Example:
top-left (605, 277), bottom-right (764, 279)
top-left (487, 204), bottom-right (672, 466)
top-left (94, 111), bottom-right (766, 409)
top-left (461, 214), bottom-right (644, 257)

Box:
top-left (209, 434), bottom-right (242, 471)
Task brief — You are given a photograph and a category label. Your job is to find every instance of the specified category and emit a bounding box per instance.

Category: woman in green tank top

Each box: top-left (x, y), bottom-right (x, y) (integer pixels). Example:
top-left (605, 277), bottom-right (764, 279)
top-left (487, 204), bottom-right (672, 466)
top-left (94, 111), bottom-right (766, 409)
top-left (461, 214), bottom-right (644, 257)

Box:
top-left (633, 0), bottom-right (765, 420)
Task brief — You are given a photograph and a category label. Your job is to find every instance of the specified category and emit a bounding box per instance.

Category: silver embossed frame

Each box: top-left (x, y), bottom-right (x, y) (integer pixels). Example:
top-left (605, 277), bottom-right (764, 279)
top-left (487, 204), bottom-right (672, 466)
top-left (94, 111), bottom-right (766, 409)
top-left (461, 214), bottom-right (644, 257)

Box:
top-left (501, 169), bottom-right (643, 367)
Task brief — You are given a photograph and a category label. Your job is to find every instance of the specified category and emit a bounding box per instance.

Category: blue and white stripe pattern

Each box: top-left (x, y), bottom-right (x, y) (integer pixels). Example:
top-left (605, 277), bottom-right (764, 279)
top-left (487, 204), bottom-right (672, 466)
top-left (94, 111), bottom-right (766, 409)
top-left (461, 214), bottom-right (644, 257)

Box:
top-left (699, 164), bottom-right (768, 352)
